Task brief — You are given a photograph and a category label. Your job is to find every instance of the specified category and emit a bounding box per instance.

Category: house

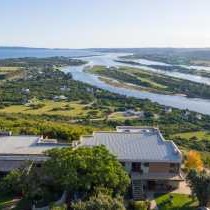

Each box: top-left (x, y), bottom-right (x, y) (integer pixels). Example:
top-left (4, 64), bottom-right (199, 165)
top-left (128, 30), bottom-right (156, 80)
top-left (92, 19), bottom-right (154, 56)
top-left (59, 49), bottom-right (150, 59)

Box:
top-left (79, 126), bottom-right (184, 200)
top-left (164, 107), bottom-right (172, 113)
top-left (21, 88), bottom-right (30, 94)
top-left (53, 95), bottom-right (68, 101)
top-left (60, 85), bottom-right (70, 92)
top-left (0, 127), bottom-right (184, 200)
top-left (0, 134), bottom-right (69, 175)
top-left (123, 110), bottom-right (145, 118)
top-left (196, 113), bottom-right (202, 120)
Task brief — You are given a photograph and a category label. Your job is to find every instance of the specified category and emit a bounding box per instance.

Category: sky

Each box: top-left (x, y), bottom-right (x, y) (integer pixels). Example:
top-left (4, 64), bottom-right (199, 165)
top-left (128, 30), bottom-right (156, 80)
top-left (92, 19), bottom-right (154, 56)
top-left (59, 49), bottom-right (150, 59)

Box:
top-left (0, 0), bottom-right (210, 48)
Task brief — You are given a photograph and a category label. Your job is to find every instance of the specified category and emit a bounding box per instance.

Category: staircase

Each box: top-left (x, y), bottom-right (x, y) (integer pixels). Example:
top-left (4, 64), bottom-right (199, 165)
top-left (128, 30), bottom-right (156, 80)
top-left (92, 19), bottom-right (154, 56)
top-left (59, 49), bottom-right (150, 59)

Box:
top-left (132, 179), bottom-right (144, 200)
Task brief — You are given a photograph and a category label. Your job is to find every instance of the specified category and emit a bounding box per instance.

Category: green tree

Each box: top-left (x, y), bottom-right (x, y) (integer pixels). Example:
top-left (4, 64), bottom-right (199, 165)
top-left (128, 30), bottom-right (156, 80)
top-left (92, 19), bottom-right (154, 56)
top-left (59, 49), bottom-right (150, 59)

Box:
top-left (0, 169), bottom-right (23, 195)
top-left (43, 146), bottom-right (130, 198)
top-left (187, 170), bottom-right (210, 207)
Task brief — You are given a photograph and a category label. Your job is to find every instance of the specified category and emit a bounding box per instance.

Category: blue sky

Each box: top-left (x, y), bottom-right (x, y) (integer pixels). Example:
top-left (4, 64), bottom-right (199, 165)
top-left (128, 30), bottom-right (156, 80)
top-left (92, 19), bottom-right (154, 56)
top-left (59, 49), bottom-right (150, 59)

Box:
top-left (0, 0), bottom-right (210, 48)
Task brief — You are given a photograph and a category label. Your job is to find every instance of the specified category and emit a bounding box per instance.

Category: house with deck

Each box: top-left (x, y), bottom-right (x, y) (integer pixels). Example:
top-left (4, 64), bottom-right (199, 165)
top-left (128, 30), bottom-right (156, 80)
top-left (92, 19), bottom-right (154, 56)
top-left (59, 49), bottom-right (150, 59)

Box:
top-left (79, 126), bottom-right (184, 200)
top-left (0, 127), bottom-right (184, 200)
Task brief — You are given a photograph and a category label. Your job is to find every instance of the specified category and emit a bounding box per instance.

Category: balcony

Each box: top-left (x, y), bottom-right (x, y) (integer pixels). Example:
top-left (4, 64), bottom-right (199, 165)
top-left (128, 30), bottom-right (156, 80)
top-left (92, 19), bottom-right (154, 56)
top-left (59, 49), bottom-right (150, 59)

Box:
top-left (131, 171), bottom-right (184, 181)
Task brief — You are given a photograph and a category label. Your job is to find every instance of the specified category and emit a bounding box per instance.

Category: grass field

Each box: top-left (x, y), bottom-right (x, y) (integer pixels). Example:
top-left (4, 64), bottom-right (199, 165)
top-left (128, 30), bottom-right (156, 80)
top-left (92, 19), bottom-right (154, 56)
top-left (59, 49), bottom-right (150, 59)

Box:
top-left (0, 100), bottom-right (104, 119)
top-left (0, 67), bottom-right (21, 72)
top-left (155, 193), bottom-right (198, 210)
top-left (0, 191), bottom-right (20, 210)
top-left (108, 111), bottom-right (140, 121)
top-left (173, 131), bottom-right (210, 141)
top-left (0, 196), bottom-right (13, 209)
top-left (0, 66), bottom-right (23, 81)
top-left (120, 67), bottom-right (168, 89)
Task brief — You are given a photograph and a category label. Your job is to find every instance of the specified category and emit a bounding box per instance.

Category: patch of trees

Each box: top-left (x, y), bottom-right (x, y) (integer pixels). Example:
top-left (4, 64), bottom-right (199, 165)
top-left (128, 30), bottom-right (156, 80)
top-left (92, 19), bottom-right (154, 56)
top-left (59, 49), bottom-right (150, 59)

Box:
top-left (0, 146), bottom-right (130, 209)
top-left (0, 56), bottom-right (86, 68)
top-left (0, 113), bottom-right (93, 141)
top-left (187, 170), bottom-right (210, 207)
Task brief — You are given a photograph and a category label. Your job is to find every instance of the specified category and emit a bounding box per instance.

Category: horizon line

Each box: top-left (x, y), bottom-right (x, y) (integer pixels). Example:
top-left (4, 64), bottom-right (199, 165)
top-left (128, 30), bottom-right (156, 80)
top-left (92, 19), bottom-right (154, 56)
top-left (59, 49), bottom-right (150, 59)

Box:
top-left (1, 45), bottom-right (210, 50)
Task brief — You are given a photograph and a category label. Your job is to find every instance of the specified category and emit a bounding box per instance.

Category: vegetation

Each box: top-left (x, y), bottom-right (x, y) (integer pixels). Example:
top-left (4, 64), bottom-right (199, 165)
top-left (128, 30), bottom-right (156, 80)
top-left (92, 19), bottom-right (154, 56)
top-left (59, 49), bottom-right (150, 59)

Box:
top-left (128, 200), bottom-right (150, 210)
top-left (87, 65), bottom-right (210, 99)
top-left (116, 59), bottom-right (210, 79)
top-left (0, 113), bottom-right (94, 141)
top-left (172, 131), bottom-right (210, 141)
top-left (118, 48), bottom-right (210, 65)
top-left (0, 169), bottom-right (23, 195)
top-left (155, 193), bottom-right (197, 210)
top-left (0, 146), bottom-right (130, 208)
top-left (0, 100), bottom-right (104, 119)
top-left (51, 204), bottom-right (67, 210)
top-left (185, 150), bottom-right (204, 172)
top-left (187, 170), bottom-right (210, 207)
top-left (0, 56), bottom-right (210, 168)
top-left (0, 66), bottom-right (23, 81)
top-left (72, 191), bottom-right (126, 210)
top-left (44, 146), bottom-right (130, 197)
top-left (0, 193), bottom-right (16, 210)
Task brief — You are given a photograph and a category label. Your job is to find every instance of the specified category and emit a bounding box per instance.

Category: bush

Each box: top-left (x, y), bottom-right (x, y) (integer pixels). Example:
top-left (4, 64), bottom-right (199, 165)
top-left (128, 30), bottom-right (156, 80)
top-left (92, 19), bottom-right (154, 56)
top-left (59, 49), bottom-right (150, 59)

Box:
top-left (29, 103), bottom-right (45, 109)
top-left (129, 200), bottom-right (150, 210)
top-left (50, 204), bottom-right (67, 210)
top-left (72, 192), bottom-right (126, 210)
top-left (0, 169), bottom-right (23, 195)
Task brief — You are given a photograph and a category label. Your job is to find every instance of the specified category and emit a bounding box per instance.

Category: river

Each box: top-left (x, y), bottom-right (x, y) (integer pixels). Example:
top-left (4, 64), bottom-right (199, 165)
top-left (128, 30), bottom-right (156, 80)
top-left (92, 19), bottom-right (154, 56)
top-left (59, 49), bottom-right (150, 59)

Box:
top-left (63, 53), bottom-right (210, 115)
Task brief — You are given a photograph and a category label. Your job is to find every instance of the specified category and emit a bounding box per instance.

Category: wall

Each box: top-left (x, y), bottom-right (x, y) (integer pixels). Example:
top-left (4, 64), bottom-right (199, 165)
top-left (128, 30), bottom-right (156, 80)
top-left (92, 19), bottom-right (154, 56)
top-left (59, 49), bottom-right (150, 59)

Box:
top-left (149, 163), bottom-right (170, 173)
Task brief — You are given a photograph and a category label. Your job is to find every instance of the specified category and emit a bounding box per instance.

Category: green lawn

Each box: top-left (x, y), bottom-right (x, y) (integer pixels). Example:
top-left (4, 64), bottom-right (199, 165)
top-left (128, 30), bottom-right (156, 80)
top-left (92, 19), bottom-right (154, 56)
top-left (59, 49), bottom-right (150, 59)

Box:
top-left (0, 192), bottom-right (19, 210)
top-left (0, 196), bottom-right (13, 209)
top-left (0, 66), bottom-right (23, 81)
top-left (0, 67), bottom-right (21, 72)
top-left (155, 193), bottom-right (198, 210)
top-left (172, 131), bottom-right (210, 141)
top-left (0, 100), bottom-right (104, 118)
top-left (108, 111), bottom-right (139, 121)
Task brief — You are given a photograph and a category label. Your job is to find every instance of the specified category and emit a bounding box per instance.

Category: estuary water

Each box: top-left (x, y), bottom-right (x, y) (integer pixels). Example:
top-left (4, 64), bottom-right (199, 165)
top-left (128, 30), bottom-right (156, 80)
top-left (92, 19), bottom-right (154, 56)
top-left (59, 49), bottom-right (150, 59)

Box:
top-left (1, 48), bottom-right (210, 115)
top-left (63, 53), bottom-right (210, 115)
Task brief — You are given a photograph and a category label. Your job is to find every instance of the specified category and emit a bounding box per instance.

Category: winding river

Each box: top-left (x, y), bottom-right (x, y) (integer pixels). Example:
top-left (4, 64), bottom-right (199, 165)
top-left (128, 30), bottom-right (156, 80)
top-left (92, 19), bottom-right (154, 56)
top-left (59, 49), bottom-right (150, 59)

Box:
top-left (63, 53), bottom-right (210, 115)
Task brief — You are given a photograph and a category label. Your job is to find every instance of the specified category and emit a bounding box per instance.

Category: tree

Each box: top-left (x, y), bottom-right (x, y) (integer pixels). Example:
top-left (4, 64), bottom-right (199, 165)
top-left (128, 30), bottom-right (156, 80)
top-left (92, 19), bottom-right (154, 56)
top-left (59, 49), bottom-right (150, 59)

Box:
top-left (185, 150), bottom-right (203, 171)
top-left (71, 191), bottom-right (126, 210)
top-left (0, 169), bottom-right (23, 195)
top-left (43, 146), bottom-right (130, 198)
top-left (187, 170), bottom-right (210, 207)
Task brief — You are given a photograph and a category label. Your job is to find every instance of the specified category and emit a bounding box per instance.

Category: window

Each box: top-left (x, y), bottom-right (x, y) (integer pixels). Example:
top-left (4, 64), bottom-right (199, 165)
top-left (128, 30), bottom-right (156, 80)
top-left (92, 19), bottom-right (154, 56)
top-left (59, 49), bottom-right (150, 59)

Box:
top-left (144, 162), bottom-right (149, 167)
top-left (170, 163), bottom-right (176, 168)
top-left (35, 163), bottom-right (42, 168)
top-left (132, 162), bottom-right (141, 172)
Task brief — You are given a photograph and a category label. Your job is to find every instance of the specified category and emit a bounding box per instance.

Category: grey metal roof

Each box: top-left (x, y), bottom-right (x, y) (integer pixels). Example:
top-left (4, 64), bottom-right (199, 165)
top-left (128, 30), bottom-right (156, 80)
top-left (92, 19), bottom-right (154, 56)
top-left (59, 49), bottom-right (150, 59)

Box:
top-left (0, 136), bottom-right (69, 155)
top-left (80, 131), bottom-right (182, 163)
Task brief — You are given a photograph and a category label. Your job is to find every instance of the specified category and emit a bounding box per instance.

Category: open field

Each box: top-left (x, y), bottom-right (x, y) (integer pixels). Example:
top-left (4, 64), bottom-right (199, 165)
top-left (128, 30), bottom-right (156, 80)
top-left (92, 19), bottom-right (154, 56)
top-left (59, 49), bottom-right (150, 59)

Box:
top-left (0, 66), bottom-right (23, 80)
top-left (0, 100), bottom-right (104, 119)
top-left (0, 67), bottom-right (21, 71)
top-left (108, 111), bottom-right (139, 121)
top-left (119, 67), bottom-right (168, 89)
top-left (191, 60), bottom-right (210, 66)
top-left (173, 131), bottom-right (210, 141)
top-left (155, 193), bottom-right (198, 210)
